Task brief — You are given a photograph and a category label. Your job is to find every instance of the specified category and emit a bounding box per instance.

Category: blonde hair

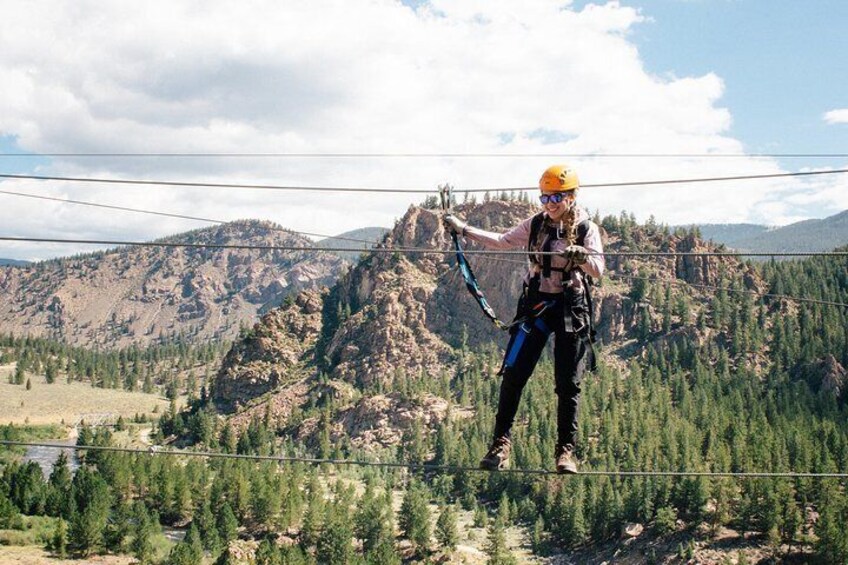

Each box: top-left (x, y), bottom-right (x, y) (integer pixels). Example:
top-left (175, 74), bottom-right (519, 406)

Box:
top-left (531, 205), bottom-right (578, 261)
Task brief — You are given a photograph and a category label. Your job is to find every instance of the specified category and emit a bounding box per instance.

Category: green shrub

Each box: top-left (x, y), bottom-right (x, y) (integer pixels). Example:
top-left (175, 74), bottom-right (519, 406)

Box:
top-left (0, 530), bottom-right (31, 546)
top-left (654, 506), bottom-right (678, 536)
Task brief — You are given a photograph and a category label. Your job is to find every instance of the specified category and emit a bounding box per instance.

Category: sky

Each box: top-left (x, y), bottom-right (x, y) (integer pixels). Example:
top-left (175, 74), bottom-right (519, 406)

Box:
top-left (0, 0), bottom-right (846, 261)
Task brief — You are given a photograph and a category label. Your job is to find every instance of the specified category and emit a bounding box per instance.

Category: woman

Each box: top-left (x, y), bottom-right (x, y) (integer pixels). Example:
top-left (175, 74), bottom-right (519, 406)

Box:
top-left (444, 164), bottom-right (605, 473)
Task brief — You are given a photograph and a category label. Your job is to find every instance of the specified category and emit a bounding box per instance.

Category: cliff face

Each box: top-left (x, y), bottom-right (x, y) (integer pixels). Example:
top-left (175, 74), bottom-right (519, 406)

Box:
top-left (797, 355), bottom-right (847, 399)
top-left (0, 221), bottom-right (346, 348)
top-left (214, 201), bottom-right (757, 449)
top-left (213, 288), bottom-right (326, 413)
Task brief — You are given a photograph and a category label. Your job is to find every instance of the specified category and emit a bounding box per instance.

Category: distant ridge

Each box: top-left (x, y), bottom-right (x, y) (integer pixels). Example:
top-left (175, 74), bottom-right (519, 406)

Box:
top-left (692, 209), bottom-right (848, 253)
top-left (695, 224), bottom-right (770, 248)
top-left (315, 227), bottom-right (390, 261)
top-left (0, 258), bottom-right (31, 267)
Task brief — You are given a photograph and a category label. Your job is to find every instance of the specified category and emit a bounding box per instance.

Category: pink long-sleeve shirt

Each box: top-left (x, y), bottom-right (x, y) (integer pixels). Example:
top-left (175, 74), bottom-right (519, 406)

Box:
top-left (464, 207), bottom-right (605, 294)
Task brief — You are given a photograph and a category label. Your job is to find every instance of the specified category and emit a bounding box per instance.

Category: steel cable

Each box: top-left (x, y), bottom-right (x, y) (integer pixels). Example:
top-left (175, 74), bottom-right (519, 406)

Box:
top-left (3, 190), bottom-right (846, 306)
top-left (1, 440), bottom-right (845, 479)
top-left (2, 235), bottom-right (848, 258)
top-left (0, 189), bottom-right (377, 246)
top-left (2, 167), bottom-right (847, 193)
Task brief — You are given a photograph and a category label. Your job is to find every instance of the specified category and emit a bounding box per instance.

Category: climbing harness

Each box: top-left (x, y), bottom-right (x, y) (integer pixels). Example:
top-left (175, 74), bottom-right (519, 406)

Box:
top-left (527, 212), bottom-right (598, 343)
top-left (439, 184), bottom-right (508, 330)
top-left (439, 186), bottom-right (597, 344)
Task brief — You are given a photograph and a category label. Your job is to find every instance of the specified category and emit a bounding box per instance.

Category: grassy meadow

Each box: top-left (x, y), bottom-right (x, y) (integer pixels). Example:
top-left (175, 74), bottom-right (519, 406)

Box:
top-left (0, 363), bottom-right (170, 427)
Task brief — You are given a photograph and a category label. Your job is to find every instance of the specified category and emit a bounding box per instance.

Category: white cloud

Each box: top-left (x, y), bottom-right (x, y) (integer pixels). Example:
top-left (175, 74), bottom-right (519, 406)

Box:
top-left (824, 109), bottom-right (848, 125)
top-left (0, 0), bottom-right (845, 260)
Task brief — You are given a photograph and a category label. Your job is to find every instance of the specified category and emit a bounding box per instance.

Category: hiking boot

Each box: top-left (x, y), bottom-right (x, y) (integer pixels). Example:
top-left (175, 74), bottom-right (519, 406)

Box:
top-left (479, 436), bottom-right (511, 470)
top-left (556, 445), bottom-right (578, 474)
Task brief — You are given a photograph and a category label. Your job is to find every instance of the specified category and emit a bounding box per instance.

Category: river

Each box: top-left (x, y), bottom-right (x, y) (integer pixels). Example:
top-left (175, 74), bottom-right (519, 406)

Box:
top-left (23, 438), bottom-right (80, 479)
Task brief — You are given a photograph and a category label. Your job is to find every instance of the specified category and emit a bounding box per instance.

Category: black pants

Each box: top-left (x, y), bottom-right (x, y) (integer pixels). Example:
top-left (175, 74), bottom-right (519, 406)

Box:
top-left (493, 294), bottom-right (593, 450)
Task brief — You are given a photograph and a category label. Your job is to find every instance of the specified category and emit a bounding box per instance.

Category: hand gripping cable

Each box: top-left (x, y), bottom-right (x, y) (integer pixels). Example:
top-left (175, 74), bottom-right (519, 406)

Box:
top-left (439, 184), bottom-right (508, 331)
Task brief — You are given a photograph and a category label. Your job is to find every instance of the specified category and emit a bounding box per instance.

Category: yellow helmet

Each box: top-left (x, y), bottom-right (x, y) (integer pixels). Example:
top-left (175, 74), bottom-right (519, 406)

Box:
top-left (539, 164), bottom-right (579, 192)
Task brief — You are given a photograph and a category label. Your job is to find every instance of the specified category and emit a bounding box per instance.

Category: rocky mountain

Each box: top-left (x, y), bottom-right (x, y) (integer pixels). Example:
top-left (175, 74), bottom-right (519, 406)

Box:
top-left (694, 208), bottom-right (848, 253)
top-left (214, 201), bottom-right (759, 445)
top-left (0, 221), bottom-right (347, 348)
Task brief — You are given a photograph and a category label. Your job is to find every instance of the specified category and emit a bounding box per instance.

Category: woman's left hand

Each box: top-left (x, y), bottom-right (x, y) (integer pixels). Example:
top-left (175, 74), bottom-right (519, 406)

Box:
top-left (562, 245), bottom-right (589, 264)
top-left (443, 214), bottom-right (467, 236)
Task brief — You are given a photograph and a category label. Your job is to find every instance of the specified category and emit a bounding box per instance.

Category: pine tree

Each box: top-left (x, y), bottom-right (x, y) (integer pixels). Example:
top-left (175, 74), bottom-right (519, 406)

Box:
top-left (106, 499), bottom-right (134, 553)
top-left (165, 523), bottom-right (203, 565)
top-left (46, 451), bottom-right (72, 517)
top-left (531, 516), bottom-right (546, 553)
top-left (780, 495), bottom-right (802, 545)
top-left (171, 468), bottom-right (193, 523)
top-left (219, 422), bottom-right (237, 453)
top-left (709, 479), bottom-right (734, 536)
top-left (255, 537), bottom-right (280, 565)
top-left (194, 500), bottom-right (222, 555)
top-left (484, 518), bottom-right (517, 565)
top-left (654, 506), bottom-right (677, 535)
top-left (557, 483), bottom-right (587, 549)
top-left (354, 482), bottom-right (393, 554)
top-left (435, 504), bottom-right (459, 553)
top-left (300, 479), bottom-right (325, 549)
top-left (399, 420), bottom-right (428, 465)
top-left (68, 468), bottom-right (112, 556)
top-left (365, 538), bottom-right (402, 565)
top-left (0, 493), bottom-right (17, 528)
top-left (230, 469), bottom-right (251, 522)
top-left (278, 543), bottom-right (310, 564)
top-left (45, 361), bottom-right (57, 384)
top-left (399, 480), bottom-right (431, 555)
top-left (186, 523), bottom-right (204, 559)
top-left (14, 362), bottom-right (25, 385)
top-left (636, 307), bottom-right (652, 342)
top-left (252, 471), bottom-right (282, 528)
top-left (142, 370), bottom-right (154, 393)
top-left (815, 486), bottom-right (848, 563)
top-left (48, 518), bottom-right (68, 558)
top-left (473, 503), bottom-right (488, 528)
top-left (216, 501), bottom-right (239, 546)
top-left (131, 502), bottom-right (157, 565)
top-left (497, 492), bottom-right (511, 525)
top-left (591, 478), bottom-right (622, 542)
top-left (316, 513), bottom-right (354, 565)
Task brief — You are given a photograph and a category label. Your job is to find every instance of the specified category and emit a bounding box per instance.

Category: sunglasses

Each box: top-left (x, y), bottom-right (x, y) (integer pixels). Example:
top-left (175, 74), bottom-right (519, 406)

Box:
top-left (539, 193), bottom-right (572, 205)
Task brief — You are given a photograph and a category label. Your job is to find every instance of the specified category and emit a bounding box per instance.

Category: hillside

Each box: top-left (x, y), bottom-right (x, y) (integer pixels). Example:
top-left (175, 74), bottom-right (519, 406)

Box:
top-left (0, 221), bottom-right (347, 348)
top-left (695, 208), bottom-right (848, 253)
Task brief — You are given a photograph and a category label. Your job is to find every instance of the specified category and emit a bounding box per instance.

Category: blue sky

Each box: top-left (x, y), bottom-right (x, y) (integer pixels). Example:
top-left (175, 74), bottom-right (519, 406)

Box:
top-left (617, 0), bottom-right (848, 170)
top-left (0, 135), bottom-right (49, 173)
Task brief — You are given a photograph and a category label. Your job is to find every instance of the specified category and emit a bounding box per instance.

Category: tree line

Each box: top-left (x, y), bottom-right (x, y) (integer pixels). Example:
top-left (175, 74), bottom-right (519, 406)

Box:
top-left (1, 333), bottom-right (227, 398)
